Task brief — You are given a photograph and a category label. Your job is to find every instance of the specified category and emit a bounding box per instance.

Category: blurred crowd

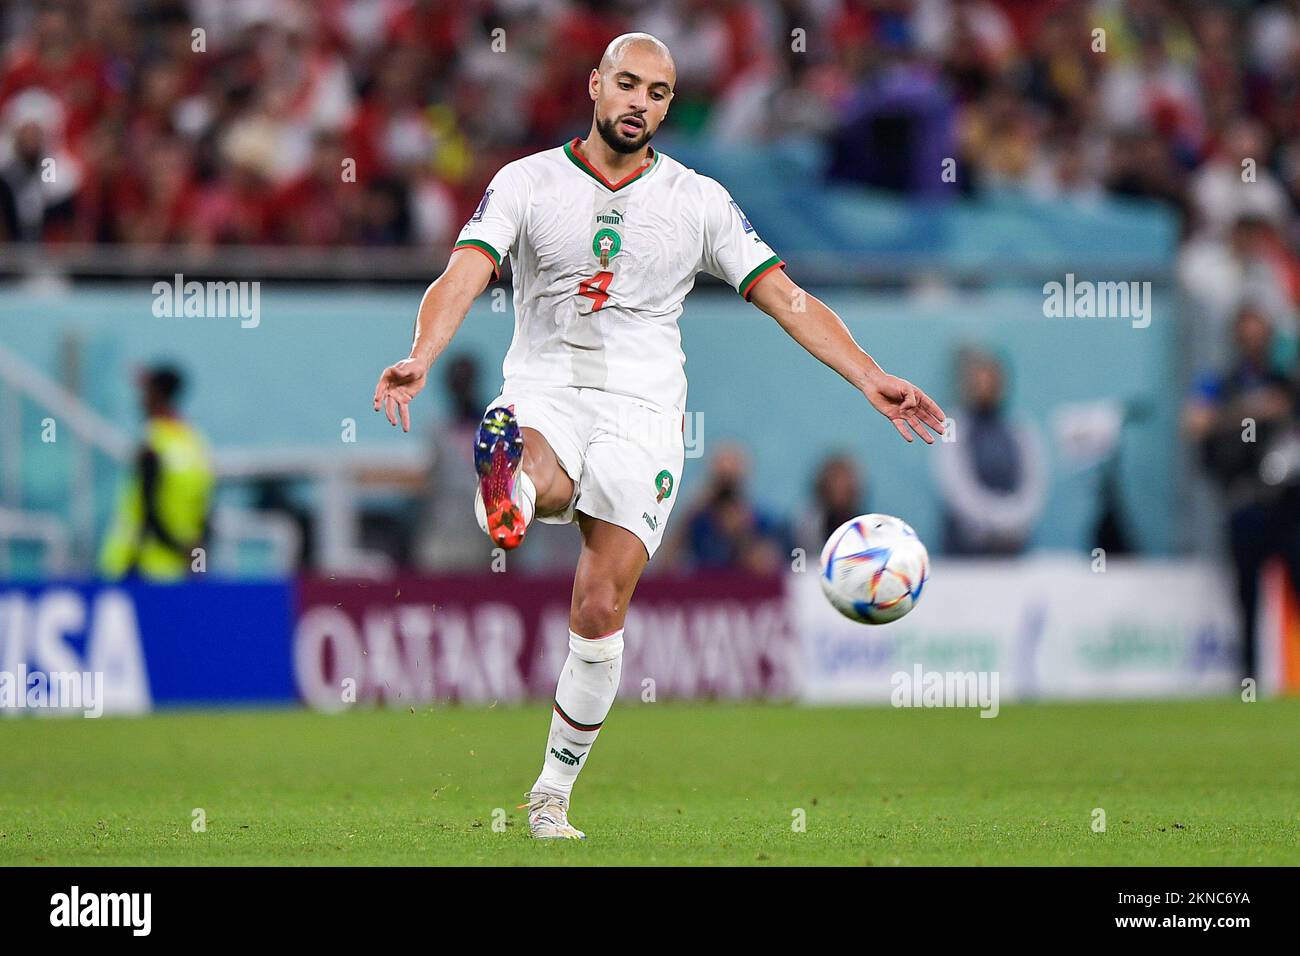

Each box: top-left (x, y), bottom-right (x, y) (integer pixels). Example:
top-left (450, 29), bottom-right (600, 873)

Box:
top-left (0, 0), bottom-right (1297, 271)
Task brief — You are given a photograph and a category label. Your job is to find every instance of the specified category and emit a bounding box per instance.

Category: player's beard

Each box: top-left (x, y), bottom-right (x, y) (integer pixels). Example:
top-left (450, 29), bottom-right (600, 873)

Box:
top-left (596, 112), bottom-right (655, 154)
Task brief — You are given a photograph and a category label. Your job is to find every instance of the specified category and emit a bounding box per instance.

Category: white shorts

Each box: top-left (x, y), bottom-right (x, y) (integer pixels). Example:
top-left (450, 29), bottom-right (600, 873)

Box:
top-left (485, 384), bottom-right (685, 559)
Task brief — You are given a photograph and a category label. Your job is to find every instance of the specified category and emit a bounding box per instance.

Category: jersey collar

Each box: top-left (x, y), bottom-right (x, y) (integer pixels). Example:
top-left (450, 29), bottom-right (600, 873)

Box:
top-left (564, 137), bottom-right (659, 191)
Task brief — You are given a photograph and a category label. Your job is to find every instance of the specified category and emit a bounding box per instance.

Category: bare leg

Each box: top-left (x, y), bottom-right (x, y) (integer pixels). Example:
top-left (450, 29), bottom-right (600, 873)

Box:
top-left (521, 426), bottom-right (576, 519)
top-left (569, 513), bottom-right (648, 637)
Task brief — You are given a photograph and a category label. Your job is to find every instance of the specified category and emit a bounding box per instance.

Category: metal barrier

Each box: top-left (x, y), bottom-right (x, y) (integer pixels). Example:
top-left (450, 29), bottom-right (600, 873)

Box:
top-left (0, 342), bottom-right (430, 577)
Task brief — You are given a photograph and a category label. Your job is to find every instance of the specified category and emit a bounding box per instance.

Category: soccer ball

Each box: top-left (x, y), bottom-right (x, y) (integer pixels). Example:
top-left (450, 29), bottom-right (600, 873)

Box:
top-left (818, 513), bottom-right (929, 624)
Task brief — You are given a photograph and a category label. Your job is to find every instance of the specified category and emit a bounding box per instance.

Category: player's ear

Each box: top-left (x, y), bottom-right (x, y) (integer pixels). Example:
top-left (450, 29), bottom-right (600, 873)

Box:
top-left (589, 69), bottom-right (600, 102)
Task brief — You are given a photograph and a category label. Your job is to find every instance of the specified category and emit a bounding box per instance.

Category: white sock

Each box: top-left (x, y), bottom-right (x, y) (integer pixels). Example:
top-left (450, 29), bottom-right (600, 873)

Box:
top-left (532, 628), bottom-right (624, 798)
top-left (475, 469), bottom-right (536, 533)
top-left (517, 470), bottom-right (536, 524)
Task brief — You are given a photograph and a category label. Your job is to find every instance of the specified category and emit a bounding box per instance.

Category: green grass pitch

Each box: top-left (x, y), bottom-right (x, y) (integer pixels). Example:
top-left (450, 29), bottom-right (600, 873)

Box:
top-left (2, 698), bottom-right (1298, 866)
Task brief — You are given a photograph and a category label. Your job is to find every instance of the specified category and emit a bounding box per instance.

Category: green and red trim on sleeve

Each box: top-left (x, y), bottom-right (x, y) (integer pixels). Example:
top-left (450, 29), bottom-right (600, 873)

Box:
top-left (453, 239), bottom-right (503, 279)
top-left (740, 255), bottom-right (785, 300)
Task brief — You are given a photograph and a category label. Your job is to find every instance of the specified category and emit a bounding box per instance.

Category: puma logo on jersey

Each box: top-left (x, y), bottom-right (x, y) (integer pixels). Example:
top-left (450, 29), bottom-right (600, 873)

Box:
top-left (596, 208), bottom-right (624, 225)
top-left (642, 512), bottom-right (659, 531)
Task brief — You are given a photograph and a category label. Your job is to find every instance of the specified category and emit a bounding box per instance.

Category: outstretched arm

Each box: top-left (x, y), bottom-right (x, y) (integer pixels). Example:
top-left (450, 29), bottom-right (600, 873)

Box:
top-left (747, 268), bottom-right (946, 443)
top-left (372, 248), bottom-right (496, 432)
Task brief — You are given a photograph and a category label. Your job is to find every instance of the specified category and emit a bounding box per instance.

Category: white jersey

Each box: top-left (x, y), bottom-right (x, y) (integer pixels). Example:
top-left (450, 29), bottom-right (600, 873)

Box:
top-left (453, 138), bottom-right (784, 413)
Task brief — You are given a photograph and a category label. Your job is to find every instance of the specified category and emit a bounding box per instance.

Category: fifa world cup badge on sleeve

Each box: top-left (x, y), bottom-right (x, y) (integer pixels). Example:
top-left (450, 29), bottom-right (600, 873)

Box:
top-left (730, 200), bottom-right (755, 233)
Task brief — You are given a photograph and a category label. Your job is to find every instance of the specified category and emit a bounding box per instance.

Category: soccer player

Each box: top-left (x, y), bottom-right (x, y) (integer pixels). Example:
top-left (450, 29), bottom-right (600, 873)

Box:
top-left (373, 33), bottom-right (946, 839)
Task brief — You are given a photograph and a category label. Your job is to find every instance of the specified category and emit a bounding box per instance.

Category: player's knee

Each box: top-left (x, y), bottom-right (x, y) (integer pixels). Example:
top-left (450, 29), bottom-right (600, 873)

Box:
top-left (570, 589), bottom-right (627, 642)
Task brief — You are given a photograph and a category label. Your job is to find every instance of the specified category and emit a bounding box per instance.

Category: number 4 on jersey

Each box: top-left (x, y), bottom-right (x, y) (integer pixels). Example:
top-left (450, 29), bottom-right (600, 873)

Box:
top-left (577, 271), bottom-right (614, 312)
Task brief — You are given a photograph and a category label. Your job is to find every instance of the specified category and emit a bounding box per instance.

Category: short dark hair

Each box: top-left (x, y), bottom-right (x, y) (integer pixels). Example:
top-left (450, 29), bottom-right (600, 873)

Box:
top-left (145, 365), bottom-right (185, 403)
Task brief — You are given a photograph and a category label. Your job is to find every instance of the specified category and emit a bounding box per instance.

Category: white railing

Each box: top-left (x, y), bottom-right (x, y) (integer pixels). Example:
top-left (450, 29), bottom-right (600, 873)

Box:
top-left (210, 506), bottom-right (302, 577)
top-left (0, 507), bottom-right (70, 577)
top-left (213, 445), bottom-right (431, 575)
top-left (0, 342), bottom-right (131, 569)
top-left (0, 342), bottom-right (430, 577)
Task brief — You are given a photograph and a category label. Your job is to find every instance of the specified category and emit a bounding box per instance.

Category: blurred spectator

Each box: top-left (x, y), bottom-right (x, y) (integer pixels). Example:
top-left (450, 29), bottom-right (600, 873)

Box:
top-left (1104, 126), bottom-right (1187, 210)
top-left (1180, 212), bottom-right (1300, 370)
top-left (0, 87), bottom-right (80, 240)
top-left (1188, 117), bottom-right (1289, 240)
top-left (958, 78), bottom-right (1040, 192)
top-left (1184, 306), bottom-right (1300, 679)
top-left (793, 453), bottom-right (867, 556)
top-left (828, 44), bottom-right (958, 196)
top-left (0, 2), bottom-right (108, 146)
top-left (99, 364), bottom-right (214, 581)
top-left (934, 347), bottom-right (1047, 555)
top-left (268, 130), bottom-right (362, 245)
top-left (1025, 128), bottom-right (1105, 205)
top-left (665, 442), bottom-right (789, 574)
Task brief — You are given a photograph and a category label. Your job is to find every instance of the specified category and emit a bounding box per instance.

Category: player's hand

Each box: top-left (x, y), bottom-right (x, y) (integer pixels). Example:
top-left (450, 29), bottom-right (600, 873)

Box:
top-left (862, 372), bottom-right (947, 444)
top-left (372, 358), bottom-right (429, 432)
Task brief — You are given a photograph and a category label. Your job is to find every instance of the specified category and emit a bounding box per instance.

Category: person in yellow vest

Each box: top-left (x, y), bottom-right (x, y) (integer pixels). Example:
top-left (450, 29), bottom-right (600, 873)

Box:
top-left (99, 365), bottom-right (214, 581)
